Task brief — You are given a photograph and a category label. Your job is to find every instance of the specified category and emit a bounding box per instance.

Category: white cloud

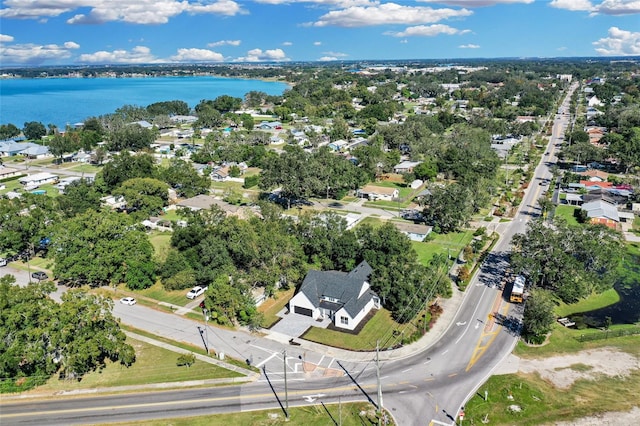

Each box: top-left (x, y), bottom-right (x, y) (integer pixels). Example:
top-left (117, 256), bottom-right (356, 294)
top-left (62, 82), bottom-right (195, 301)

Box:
top-left (282, 41), bottom-right (293, 46)
top-left (0, 0), bottom-right (244, 24)
top-left (322, 50), bottom-right (348, 57)
top-left (0, 34), bottom-right (15, 42)
top-left (78, 46), bottom-right (158, 63)
top-left (0, 41), bottom-right (79, 64)
top-left (314, 41), bottom-right (322, 46)
top-left (64, 41), bottom-right (80, 49)
top-left (236, 48), bottom-right (289, 62)
top-left (459, 43), bottom-right (480, 48)
top-left (550, 0), bottom-right (640, 14)
top-left (595, 0), bottom-right (640, 15)
top-left (550, 0), bottom-right (594, 11)
top-left (170, 48), bottom-right (225, 62)
top-left (593, 26), bottom-right (640, 55)
top-left (319, 56), bottom-right (338, 61)
top-left (400, 39), bottom-right (408, 43)
top-left (310, 3), bottom-right (473, 27)
top-left (385, 24), bottom-right (468, 37)
top-left (207, 40), bottom-right (241, 47)
top-left (419, 0), bottom-right (533, 6)
top-left (255, 0), bottom-right (375, 6)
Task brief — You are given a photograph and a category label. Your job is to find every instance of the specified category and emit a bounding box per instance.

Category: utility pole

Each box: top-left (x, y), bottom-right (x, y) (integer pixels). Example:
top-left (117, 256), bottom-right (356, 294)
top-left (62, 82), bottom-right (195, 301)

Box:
top-left (376, 340), bottom-right (383, 417)
top-left (203, 309), bottom-right (209, 355)
top-left (283, 349), bottom-right (289, 421)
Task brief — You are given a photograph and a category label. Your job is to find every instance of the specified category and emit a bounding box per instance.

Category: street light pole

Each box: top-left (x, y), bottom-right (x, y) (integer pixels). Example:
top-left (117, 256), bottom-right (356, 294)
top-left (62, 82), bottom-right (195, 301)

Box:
top-left (203, 308), bottom-right (209, 355)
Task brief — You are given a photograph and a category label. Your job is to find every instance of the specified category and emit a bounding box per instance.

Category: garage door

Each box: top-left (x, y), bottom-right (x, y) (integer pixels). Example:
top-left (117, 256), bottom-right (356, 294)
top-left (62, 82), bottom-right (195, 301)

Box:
top-left (294, 306), bottom-right (313, 317)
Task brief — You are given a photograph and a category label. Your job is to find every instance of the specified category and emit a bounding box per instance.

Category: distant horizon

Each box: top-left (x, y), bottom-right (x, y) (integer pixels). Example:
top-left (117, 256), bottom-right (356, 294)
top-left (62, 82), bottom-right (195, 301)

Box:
top-left (2, 55), bottom-right (639, 72)
top-left (1, 1), bottom-right (639, 67)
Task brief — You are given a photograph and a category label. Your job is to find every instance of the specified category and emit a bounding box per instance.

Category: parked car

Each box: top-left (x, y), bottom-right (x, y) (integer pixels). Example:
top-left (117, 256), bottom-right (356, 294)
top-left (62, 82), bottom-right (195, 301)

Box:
top-left (120, 297), bottom-right (137, 306)
top-left (186, 286), bottom-right (207, 299)
top-left (0, 258), bottom-right (7, 267)
top-left (31, 271), bottom-right (48, 280)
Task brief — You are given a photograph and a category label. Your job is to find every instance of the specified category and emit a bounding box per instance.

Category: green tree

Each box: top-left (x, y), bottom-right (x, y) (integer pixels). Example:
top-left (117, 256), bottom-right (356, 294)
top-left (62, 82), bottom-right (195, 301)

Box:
top-left (56, 179), bottom-right (102, 218)
top-left (521, 288), bottom-right (555, 344)
top-left (22, 121), bottom-right (47, 140)
top-left (51, 210), bottom-right (154, 288)
top-left (98, 152), bottom-right (157, 191)
top-left (0, 123), bottom-right (20, 140)
top-left (421, 184), bottom-right (473, 233)
top-left (115, 177), bottom-right (169, 216)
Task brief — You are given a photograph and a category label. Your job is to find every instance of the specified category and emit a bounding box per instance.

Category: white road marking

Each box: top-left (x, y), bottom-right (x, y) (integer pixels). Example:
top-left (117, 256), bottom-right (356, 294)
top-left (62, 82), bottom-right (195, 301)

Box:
top-left (255, 352), bottom-right (279, 368)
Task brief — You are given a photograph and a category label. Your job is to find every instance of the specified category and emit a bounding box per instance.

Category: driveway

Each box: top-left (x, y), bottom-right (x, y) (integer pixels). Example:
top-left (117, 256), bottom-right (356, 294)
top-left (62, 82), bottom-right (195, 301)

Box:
top-left (269, 308), bottom-right (331, 338)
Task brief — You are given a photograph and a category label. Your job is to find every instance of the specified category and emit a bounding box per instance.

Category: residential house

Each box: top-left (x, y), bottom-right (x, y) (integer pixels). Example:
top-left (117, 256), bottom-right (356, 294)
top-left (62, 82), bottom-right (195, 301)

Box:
top-left (357, 185), bottom-right (399, 201)
top-left (56, 176), bottom-right (82, 193)
top-left (259, 121), bottom-right (282, 130)
top-left (101, 195), bottom-right (127, 210)
top-left (19, 173), bottom-right (58, 187)
top-left (393, 222), bottom-right (433, 242)
top-left (580, 199), bottom-right (619, 229)
top-left (211, 165), bottom-right (230, 181)
top-left (288, 260), bottom-right (380, 331)
top-left (580, 180), bottom-right (613, 190)
top-left (22, 144), bottom-right (50, 159)
top-left (588, 96), bottom-right (603, 108)
top-left (328, 140), bottom-right (348, 152)
top-left (579, 169), bottom-right (609, 182)
top-left (0, 166), bottom-right (21, 180)
top-left (393, 161), bottom-right (421, 174)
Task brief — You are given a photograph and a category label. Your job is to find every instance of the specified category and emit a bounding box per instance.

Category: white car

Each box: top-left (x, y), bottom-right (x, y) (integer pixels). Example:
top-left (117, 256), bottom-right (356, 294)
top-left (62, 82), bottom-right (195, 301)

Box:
top-left (186, 286), bottom-right (207, 299)
top-left (120, 297), bottom-right (137, 306)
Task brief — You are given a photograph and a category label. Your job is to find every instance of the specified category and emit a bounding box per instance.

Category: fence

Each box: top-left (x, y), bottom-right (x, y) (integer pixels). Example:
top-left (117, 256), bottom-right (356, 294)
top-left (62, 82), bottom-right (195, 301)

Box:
top-left (577, 327), bottom-right (640, 342)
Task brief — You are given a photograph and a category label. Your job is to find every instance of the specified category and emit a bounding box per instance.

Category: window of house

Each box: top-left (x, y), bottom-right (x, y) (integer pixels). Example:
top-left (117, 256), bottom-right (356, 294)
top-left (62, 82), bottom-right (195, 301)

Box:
top-left (340, 316), bottom-right (348, 325)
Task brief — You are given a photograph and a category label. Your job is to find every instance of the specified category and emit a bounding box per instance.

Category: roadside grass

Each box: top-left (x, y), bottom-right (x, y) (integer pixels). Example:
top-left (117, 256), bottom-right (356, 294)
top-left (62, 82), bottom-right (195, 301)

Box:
top-left (356, 216), bottom-right (384, 228)
top-left (554, 205), bottom-right (580, 226)
top-left (136, 281), bottom-right (189, 306)
top-left (259, 288), bottom-right (295, 328)
top-left (301, 309), bottom-right (418, 351)
top-left (554, 289), bottom-right (620, 318)
top-left (26, 337), bottom-right (241, 394)
top-left (463, 369), bottom-right (640, 426)
top-left (66, 164), bottom-right (101, 173)
top-left (120, 325), bottom-right (258, 373)
top-left (104, 402), bottom-right (390, 426)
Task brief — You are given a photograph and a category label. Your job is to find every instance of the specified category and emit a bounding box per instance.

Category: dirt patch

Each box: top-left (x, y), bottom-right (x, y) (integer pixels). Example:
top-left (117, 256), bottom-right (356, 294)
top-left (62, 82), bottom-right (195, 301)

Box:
top-left (551, 406), bottom-right (640, 426)
top-left (518, 347), bottom-right (640, 390)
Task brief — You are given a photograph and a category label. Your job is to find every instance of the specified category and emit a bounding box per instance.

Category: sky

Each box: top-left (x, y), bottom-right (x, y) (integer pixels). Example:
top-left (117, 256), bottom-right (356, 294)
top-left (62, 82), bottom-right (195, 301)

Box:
top-left (0, 0), bottom-right (639, 66)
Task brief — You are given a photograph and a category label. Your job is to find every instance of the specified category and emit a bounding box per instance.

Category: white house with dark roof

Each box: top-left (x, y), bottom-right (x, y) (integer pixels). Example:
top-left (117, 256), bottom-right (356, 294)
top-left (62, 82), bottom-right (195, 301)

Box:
top-left (289, 261), bottom-right (380, 331)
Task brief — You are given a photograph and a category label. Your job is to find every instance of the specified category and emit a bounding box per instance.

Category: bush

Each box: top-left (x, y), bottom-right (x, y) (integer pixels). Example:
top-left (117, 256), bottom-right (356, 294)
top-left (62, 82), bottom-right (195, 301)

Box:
top-left (163, 269), bottom-right (196, 290)
top-left (243, 175), bottom-right (259, 189)
top-left (176, 353), bottom-right (196, 367)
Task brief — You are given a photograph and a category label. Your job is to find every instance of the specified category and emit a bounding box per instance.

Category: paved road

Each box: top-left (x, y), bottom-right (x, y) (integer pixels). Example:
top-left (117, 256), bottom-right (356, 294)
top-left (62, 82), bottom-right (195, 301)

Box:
top-left (1, 86), bottom-right (578, 425)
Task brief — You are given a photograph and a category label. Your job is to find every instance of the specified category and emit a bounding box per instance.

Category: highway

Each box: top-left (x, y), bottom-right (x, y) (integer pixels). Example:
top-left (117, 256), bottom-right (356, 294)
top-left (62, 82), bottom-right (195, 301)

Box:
top-left (1, 85), bottom-right (578, 426)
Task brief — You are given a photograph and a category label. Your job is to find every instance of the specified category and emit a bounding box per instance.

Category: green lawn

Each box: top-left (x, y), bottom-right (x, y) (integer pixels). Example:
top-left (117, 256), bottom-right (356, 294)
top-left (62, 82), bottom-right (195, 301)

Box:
top-left (27, 337), bottom-right (242, 394)
top-left (555, 289), bottom-right (620, 318)
top-left (106, 402), bottom-right (389, 426)
top-left (554, 205), bottom-right (580, 226)
top-left (301, 309), bottom-right (419, 351)
top-left (149, 231), bottom-right (172, 261)
top-left (66, 164), bottom-right (101, 173)
top-left (412, 230), bottom-right (474, 265)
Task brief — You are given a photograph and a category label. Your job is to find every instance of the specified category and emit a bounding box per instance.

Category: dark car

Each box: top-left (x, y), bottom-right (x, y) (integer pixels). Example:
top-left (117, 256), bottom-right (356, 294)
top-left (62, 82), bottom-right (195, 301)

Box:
top-left (31, 271), bottom-right (49, 280)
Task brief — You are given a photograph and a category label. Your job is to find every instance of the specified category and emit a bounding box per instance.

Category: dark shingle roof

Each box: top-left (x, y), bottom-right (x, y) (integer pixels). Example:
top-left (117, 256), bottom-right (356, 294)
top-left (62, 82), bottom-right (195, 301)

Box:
top-left (298, 260), bottom-right (377, 317)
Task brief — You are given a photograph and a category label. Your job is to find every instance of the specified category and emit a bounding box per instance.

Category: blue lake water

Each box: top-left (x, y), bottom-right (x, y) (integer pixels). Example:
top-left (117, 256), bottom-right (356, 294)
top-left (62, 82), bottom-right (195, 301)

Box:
top-left (0, 76), bottom-right (289, 129)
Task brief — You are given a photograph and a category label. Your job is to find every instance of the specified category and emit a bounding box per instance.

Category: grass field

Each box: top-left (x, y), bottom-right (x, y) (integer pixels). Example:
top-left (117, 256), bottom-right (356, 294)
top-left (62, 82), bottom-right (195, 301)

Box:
top-left (149, 232), bottom-right (172, 262)
top-left (412, 230), bottom-right (473, 265)
top-left (555, 288), bottom-right (620, 318)
top-left (27, 337), bottom-right (242, 394)
top-left (301, 309), bottom-right (419, 351)
top-left (105, 402), bottom-right (390, 426)
top-left (462, 368), bottom-right (640, 426)
top-left (554, 205), bottom-right (580, 226)
top-left (136, 282), bottom-right (190, 307)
